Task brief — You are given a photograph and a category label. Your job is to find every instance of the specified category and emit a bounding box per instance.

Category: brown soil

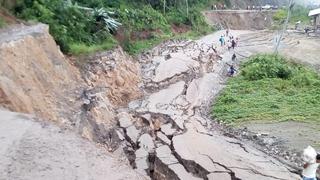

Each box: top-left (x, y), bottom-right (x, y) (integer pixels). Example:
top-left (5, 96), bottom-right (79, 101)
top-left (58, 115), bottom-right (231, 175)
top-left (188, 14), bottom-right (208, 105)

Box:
top-left (203, 10), bottom-right (274, 30)
top-left (171, 24), bottom-right (191, 34)
top-left (0, 8), bottom-right (19, 25)
top-left (130, 29), bottom-right (163, 41)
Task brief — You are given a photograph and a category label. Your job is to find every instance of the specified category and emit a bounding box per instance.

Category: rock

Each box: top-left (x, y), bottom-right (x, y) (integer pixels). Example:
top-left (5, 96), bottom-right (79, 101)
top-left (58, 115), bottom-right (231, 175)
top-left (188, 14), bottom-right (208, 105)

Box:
top-left (173, 95), bottom-right (190, 108)
top-left (152, 56), bottom-right (165, 64)
top-left (128, 100), bottom-right (142, 110)
top-left (169, 164), bottom-right (202, 180)
top-left (135, 157), bottom-right (149, 174)
top-left (136, 148), bottom-right (149, 158)
top-left (126, 126), bottom-right (140, 144)
top-left (153, 53), bottom-right (200, 82)
top-left (156, 145), bottom-right (178, 165)
top-left (172, 116), bottom-right (185, 130)
top-left (207, 172), bottom-right (231, 180)
top-left (156, 132), bottom-right (171, 145)
top-left (116, 129), bottom-right (125, 141)
top-left (145, 81), bottom-right (185, 115)
top-left (135, 148), bottom-right (150, 177)
top-left (161, 124), bottom-right (177, 136)
top-left (262, 137), bottom-right (275, 146)
top-left (186, 73), bottom-right (221, 109)
top-left (155, 145), bottom-right (201, 180)
top-left (138, 134), bottom-right (155, 152)
top-left (141, 114), bottom-right (151, 121)
top-left (172, 123), bottom-right (300, 180)
top-left (118, 112), bottom-right (133, 128)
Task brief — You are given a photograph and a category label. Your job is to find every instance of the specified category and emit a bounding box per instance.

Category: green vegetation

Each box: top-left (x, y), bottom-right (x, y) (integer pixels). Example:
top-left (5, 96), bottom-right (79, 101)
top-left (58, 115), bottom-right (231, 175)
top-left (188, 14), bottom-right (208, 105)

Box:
top-left (0, 16), bottom-right (6, 28)
top-left (273, 5), bottom-right (311, 27)
top-left (9, 0), bottom-right (221, 55)
top-left (212, 54), bottom-right (320, 125)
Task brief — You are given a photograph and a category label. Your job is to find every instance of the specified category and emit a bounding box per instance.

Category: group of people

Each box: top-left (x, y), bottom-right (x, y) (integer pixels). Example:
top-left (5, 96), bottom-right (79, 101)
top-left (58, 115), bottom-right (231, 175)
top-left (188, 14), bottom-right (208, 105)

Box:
top-left (219, 30), bottom-right (238, 50)
top-left (218, 29), bottom-right (238, 77)
top-left (211, 4), bottom-right (227, 10)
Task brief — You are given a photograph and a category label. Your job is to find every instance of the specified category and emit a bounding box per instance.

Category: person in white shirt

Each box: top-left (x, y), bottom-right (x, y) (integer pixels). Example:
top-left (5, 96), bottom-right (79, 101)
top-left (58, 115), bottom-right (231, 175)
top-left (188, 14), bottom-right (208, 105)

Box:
top-left (302, 154), bottom-right (320, 180)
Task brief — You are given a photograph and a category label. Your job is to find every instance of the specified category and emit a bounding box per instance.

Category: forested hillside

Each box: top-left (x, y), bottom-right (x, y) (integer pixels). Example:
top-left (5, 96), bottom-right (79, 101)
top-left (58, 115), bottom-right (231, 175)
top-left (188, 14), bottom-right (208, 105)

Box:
top-left (1, 0), bottom-right (226, 55)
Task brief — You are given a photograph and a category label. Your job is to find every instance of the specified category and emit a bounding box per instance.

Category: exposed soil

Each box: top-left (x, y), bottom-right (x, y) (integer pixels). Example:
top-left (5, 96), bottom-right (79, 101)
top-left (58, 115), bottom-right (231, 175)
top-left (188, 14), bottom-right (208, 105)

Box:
top-left (0, 8), bottom-right (19, 25)
top-left (244, 121), bottom-right (320, 151)
top-left (203, 10), bottom-right (275, 30)
top-left (171, 24), bottom-right (191, 34)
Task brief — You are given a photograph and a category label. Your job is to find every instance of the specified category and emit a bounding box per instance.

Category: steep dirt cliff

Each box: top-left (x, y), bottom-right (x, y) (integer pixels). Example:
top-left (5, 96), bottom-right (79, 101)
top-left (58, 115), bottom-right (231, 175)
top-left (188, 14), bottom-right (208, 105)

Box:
top-left (227, 0), bottom-right (287, 8)
top-left (203, 10), bottom-right (274, 30)
top-left (0, 24), bottom-right (141, 145)
top-left (0, 24), bottom-right (82, 123)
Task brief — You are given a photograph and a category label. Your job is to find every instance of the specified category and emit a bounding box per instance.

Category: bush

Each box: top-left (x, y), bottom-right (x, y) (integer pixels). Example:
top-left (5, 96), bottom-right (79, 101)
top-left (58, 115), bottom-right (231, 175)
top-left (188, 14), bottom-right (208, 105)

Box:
top-left (273, 8), bottom-right (286, 22)
top-left (273, 5), bottom-right (311, 25)
top-left (118, 5), bottom-right (169, 32)
top-left (15, 0), bottom-right (118, 53)
top-left (241, 54), bottom-right (293, 81)
top-left (11, 0), bottom-right (214, 55)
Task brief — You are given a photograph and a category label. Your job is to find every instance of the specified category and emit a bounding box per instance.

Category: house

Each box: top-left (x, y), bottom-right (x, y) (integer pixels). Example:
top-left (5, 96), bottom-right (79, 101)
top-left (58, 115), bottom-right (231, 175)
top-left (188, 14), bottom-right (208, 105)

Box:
top-left (308, 8), bottom-right (320, 31)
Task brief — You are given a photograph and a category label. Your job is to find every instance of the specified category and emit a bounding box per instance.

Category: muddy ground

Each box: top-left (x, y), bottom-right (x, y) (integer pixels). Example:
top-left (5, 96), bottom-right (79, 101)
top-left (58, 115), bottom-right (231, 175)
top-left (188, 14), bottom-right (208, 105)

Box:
top-left (234, 30), bottom-right (320, 150)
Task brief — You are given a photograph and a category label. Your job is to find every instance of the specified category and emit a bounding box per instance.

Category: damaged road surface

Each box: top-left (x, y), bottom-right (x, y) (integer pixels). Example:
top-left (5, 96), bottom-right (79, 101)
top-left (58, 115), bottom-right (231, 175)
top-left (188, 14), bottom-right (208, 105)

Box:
top-left (118, 31), bottom-right (300, 180)
top-left (0, 110), bottom-right (146, 180)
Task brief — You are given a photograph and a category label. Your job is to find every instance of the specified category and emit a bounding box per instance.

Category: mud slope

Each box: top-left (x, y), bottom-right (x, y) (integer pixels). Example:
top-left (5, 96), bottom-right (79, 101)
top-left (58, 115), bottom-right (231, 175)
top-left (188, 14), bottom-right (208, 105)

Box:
top-left (203, 10), bottom-right (274, 30)
top-left (0, 24), bottom-right (141, 144)
top-left (227, 0), bottom-right (287, 8)
top-left (0, 109), bottom-right (146, 180)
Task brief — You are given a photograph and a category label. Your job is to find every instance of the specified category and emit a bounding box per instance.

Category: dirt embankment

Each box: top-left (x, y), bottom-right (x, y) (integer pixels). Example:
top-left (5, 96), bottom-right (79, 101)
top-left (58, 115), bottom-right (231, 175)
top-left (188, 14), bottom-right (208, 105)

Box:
top-left (203, 10), bottom-right (275, 30)
top-left (227, 0), bottom-right (287, 9)
top-left (0, 24), bottom-right (141, 144)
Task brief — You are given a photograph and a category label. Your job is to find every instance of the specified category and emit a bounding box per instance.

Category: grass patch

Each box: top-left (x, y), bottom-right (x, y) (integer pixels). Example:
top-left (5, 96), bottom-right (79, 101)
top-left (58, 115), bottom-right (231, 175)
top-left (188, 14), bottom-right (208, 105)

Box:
top-left (212, 54), bottom-right (320, 125)
top-left (0, 17), bottom-right (6, 28)
top-left (69, 39), bottom-right (117, 55)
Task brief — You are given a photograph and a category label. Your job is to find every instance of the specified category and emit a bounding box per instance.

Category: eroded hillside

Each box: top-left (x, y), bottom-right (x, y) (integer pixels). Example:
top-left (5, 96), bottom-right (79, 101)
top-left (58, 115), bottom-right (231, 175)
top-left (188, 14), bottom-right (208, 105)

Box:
top-left (0, 24), bottom-right (141, 145)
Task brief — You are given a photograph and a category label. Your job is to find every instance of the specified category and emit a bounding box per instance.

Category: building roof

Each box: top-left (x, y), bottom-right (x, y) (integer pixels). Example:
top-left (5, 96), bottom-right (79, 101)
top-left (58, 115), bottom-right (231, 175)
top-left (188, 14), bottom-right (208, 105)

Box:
top-left (309, 8), bottom-right (320, 16)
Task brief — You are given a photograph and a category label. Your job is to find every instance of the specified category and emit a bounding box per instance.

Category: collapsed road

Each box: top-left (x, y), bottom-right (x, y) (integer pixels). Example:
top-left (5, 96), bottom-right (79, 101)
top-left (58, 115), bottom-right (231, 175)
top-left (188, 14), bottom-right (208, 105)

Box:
top-left (116, 30), bottom-right (301, 180)
top-left (0, 24), bottom-right (309, 180)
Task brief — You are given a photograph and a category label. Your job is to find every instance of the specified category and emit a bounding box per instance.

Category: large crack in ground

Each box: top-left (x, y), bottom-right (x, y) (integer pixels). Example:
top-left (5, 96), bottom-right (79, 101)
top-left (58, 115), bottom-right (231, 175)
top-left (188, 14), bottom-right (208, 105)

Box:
top-left (117, 31), bottom-right (300, 180)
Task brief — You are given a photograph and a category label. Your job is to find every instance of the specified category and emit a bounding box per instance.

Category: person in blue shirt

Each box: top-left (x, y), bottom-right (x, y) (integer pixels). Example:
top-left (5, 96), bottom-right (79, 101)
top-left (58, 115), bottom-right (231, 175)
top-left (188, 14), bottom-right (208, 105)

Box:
top-left (219, 35), bottom-right (225, 46)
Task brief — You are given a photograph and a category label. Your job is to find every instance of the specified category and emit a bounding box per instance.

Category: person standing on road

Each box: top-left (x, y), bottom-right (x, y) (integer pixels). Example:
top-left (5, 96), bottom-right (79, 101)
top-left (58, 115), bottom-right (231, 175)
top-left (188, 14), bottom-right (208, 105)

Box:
top-left (231, 39), bottom-right (236, 49)
top-left (302, 153), bottom-right (320, 180)
top-left (226, 29), bottom-right (229, 37)
top-left (231, 53), bottom-right (237, 61)
top-left (219, 35), bottom-right (225, 47)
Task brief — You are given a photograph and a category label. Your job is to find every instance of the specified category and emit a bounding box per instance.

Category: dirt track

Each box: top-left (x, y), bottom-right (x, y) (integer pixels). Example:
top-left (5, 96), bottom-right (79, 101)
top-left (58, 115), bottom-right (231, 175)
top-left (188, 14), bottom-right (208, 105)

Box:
top-left (0, 110), bottom-right (146, 180)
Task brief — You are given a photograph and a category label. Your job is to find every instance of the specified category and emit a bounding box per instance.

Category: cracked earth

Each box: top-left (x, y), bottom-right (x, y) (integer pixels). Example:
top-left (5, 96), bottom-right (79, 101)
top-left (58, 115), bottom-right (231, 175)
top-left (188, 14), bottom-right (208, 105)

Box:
top-left (115, 30), bottom-right (302, 180)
